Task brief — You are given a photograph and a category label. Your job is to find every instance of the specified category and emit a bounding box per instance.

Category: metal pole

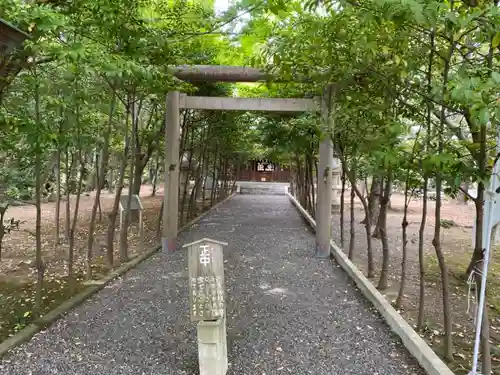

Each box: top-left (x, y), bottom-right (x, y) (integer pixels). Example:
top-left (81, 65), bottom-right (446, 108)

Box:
top-left (315, 87), bottom-right (334, 258)
top-left (162, 91), bottom-right (180, 252)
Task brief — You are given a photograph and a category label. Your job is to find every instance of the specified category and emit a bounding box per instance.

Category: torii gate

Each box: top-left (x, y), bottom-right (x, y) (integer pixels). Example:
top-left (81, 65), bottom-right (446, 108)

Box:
top-left (163, 65), bottom-right (335, 258)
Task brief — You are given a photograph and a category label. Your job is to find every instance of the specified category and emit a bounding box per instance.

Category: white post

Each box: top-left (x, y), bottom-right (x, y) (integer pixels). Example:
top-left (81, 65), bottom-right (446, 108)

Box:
top-left (315, 87), bottom-right (334, 258)
top-left (162, 91), bottom-right (180, 252)
top-left (197, 318), bottom-right (228, 375)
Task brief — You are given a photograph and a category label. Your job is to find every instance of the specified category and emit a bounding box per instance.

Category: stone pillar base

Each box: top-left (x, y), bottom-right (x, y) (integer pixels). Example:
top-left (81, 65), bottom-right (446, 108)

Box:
top-left (161, 237), bottom-right (176, 252)
top-left (197, 317), bottom-right (227, 375)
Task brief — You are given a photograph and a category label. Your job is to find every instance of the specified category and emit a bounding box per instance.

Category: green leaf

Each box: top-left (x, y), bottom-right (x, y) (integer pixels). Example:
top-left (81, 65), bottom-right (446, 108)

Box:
top-left (493, 32), bottom-right (500, 49)
top-left (477, 108), bottom-right (490, 126)
top-left (492, 72), bottom-right (500, 85)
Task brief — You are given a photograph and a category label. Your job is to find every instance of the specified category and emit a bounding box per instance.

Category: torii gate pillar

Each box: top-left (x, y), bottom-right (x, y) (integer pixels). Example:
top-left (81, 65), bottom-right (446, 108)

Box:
top-left (315, 87), bottom-right (334, 258)
top-left (162, 91), bottom-right (181, 252)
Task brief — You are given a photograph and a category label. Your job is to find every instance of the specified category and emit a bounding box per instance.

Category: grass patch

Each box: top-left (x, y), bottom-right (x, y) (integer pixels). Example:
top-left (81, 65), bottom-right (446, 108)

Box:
top-left (426, 246), bottom-right (500, 303)
top-left (0, 257), bottom-right (115, 344)
top-left (440, 219), bottom-right (457, 229)
top-left (0, 276), bottom-right (87, 343)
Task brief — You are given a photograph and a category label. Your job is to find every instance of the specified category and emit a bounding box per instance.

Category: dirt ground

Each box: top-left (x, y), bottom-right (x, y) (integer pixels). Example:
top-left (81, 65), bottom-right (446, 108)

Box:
top-left (0, 185), bottom-right (164, 284)
top-left (331, 192), bottom-right (500, 374)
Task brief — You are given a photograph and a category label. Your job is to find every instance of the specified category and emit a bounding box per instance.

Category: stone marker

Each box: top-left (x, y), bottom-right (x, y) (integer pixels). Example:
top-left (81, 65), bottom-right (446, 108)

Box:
top-left (183, 238), bottom-right (228, 375)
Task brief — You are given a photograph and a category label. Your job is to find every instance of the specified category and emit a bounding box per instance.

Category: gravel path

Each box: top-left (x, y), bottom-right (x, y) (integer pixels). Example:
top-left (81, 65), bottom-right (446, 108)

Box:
top-left (1, 195), bottom-right (424, 375)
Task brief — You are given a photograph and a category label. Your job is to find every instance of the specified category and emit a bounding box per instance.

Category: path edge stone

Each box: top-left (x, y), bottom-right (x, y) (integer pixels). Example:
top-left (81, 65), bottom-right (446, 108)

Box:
top-left (286, 192), bottom-right (455, 375)
top-left (0, 192), bottom-right (237, 359)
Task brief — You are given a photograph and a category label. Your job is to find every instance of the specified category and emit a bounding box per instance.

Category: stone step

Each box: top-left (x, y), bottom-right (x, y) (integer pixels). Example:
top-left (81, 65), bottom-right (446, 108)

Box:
top-left (236, 182), bottom-right (289, 196)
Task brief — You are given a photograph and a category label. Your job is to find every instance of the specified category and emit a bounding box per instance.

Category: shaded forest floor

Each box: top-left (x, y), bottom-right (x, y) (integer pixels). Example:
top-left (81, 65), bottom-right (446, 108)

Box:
top-left (0, 185), bottom-right (212, 343)
top-left (332, 193), bottom-right (500, 375)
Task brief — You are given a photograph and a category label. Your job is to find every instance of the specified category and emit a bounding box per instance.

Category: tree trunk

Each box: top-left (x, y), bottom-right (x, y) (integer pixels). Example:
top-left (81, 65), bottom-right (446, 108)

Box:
top-left (314, 158), bottom-right (319, 203)
top-left (231, 162), bottom-right (238, 194)
top-left (68, 153), bottom-right (84, 293)
top-left (223, 157), bottom-right (230, 198)
top-left (216, 154), bottom-right (224, 202)
top-left (107, 160), bottom-right (114, 194)
top-left (295, 154), bottom-right (305, 207)
top-left (131, 157), bottom-right (146, 196)
top-left (0, 206), bottom-right (6, 261)
top-left (372, 176), bottom-right (385, 238)
top-left (180, 160), bottom-right (193, 227)
top-left (202, 151), bottom-right (209, 206)
top-left (340, 165), bottom-right (346, 249)
top-left (417, 174), bottom-right (429, 330)
top-left (434, 50), bottom-right (453, 360)
top-left (396, 175), bottom-right (411, 308)
top-left (433, 173), bottom-right (453, 360)
top-left (85, 95), bottom-right (115, 279)
top-left (156, 200), bottom-right (164, 240)
top-left (304, 156), bottom-right (310, 212)
top-left (106, 100), bottom-right (131, 268)
top-left (33, 71), bottom-right (44, 319)
top-left (34, 158), bottom-right (44, 319)
top-left (418, 29), bottom-right (434, 331)
top-left (86, 152), bottom-right (96, 192)
top-left (119, 98), bottom-right (138, 263)
top-left (307, 153), bottom-right (316, 217)
top-left (64, 149), bottom-right (73, 240)
top-left (466, 187), bottom-right (486, 279)
top-left (348, 172), bottom-right (355, 260)
top-left (95, 153), bottom-right (102, 222)
top-left (339, 156), bottom-right (374, 278)
top-left (289, 166), bottom-right (296, 197)
top-left (377, 172), bottom-right (392, 290)
top-left (189, 130), bottom-right (209, 219)
top-left (210, 148), bottom-right (218, 206)
top-left (361, 176), bottom-right (381, 228)
top-left (54, 149), bottom-right (61, 246)
top-left (151, 151), bottom-right (160, 196)
top-left (180, 127), bottom-right (194, 226)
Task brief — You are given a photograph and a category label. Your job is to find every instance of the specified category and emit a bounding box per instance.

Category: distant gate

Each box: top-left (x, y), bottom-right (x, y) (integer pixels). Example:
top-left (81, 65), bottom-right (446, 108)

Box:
top-left (236, 160), bottom-right (290, 182)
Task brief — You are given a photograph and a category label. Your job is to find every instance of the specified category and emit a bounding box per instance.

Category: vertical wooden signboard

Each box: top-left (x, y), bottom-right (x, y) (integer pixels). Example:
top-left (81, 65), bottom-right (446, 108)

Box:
top-left (184, 238), bottom-right (227, 322)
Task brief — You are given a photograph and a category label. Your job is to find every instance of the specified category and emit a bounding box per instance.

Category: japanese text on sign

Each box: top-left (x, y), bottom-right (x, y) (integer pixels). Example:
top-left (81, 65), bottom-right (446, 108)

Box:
top-left (199, 244), bottom-right (212, 266)
top-left (191, 275), bottom-right (224, 318)
top-left (257, 162), bottom-right (275, 172)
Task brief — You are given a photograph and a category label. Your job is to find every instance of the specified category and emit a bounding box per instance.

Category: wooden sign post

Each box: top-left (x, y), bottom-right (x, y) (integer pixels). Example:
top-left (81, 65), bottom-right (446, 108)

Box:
top-left (183, 238), bottom-right (228, 375)
top-left (119, 195), bottom-right (143, 236)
